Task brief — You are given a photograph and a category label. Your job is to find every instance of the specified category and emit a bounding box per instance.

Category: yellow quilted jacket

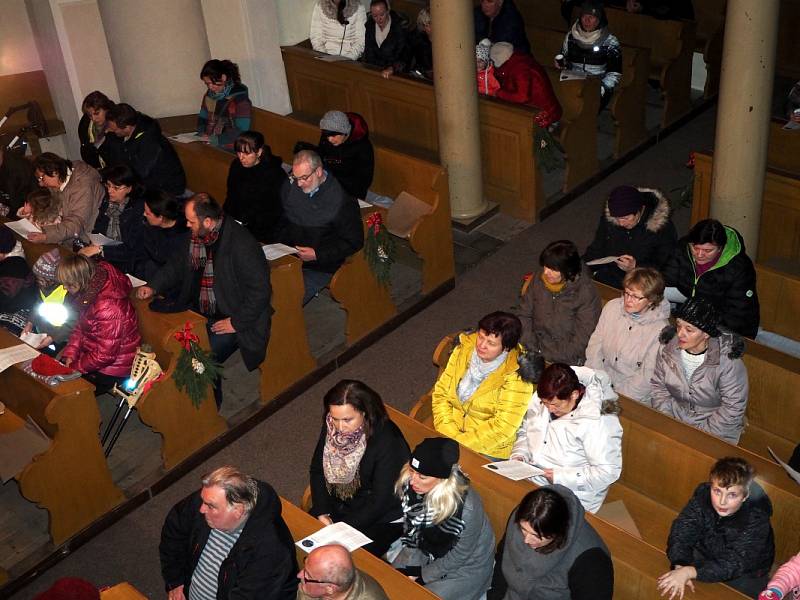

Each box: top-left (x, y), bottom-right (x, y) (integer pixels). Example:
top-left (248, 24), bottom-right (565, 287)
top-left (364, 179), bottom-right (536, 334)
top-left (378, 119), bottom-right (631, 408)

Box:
top-left (432, 331), bottom-right (535, 459)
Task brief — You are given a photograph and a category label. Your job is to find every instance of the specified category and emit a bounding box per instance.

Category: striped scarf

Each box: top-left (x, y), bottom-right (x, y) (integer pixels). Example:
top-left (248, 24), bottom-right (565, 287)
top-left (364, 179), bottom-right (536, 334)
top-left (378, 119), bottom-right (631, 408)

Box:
top-left (190, 217), bottom-right (223, 316)
top-left (400, 482), bottom-right (466, 559)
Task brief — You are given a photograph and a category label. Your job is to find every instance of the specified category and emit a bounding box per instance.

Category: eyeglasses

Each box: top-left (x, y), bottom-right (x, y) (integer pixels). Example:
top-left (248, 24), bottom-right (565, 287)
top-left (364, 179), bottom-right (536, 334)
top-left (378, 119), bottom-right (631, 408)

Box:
top-left (36, 174), bottom-right (45, 183)
top-left (622, 290), bottom-right (646, 301)
top-left (540, 396), bottom-right (566, 407)
top-left (301, 569), bottom-right (335, 586)
top-left (290, 171), bottom-right (315, 184)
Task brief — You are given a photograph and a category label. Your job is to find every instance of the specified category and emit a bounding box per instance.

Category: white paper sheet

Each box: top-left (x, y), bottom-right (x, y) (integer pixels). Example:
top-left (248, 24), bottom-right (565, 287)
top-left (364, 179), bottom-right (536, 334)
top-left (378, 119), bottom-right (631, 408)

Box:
top-left (20, 332), bottom-right (48, 348)
top-left (169, 132), bottom-right (205, 143)
top-left (0, 343), bottom-right (40, 374)
top-left (586, 256), bottom-right (620, 266)
top-left (483, 460), bottom-right (545, 481)
top-left (357, 199), bottom-right (372, 209)
top-left (89, 232), bottom-right (123, 246)
top-left (4, 218), bottom-right (41, 237)
top-left (768, 447), bottom-right (800, 486)
top-left (664, 286), bottom-right (689, 304)
top-left (560, 69), bottom-right (587, 82)
top-left (262, 243), bottom-right (300, 261)
top-left (782, 120), bottom-right (800, 131)
top-left (296, 522), bottom-right (373, 553)
top-left (126, 274), bottom-right (147, 288)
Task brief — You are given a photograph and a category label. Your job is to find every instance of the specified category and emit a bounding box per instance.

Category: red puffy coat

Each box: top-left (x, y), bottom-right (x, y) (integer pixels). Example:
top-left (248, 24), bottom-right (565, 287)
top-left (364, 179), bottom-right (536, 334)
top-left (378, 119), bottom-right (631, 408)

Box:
top-left (495, 52), bottom-right (563, 126)
top-left (61, 261), bottom-right (141, 377)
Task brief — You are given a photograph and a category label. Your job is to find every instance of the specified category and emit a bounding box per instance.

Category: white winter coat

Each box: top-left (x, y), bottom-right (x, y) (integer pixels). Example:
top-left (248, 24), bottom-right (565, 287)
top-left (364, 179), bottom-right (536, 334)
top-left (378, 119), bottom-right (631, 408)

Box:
top-left (310, 1), bottom-right (367, 60)
top-left (510, 367), bottom-right (623, 513)
top-left (585, 296), bottom-right (671, 401)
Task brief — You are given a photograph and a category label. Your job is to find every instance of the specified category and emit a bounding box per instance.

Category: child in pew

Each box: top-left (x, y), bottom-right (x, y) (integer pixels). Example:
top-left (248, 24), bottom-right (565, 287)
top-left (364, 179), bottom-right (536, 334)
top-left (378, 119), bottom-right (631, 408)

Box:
top-left (660, 457), bottom-right (775, 599)
top-left (25, 187), bottom-right (61, 229)
top-left (476, 39), bottom-right (500, 96)
top-left (23, 248), bottom-right (75, 353)
top-left (760, 552), bottom-right (800, 600)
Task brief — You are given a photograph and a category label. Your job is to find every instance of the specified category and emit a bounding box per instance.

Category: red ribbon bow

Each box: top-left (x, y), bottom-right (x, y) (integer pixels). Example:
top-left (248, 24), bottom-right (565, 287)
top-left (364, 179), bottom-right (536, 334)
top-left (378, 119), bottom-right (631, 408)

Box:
top-left (685, 152), bottom-right (696, 169)
top-left (174, 321), bottom-right (199, 351)
top-left (366, 211), bottom-right (383, 235)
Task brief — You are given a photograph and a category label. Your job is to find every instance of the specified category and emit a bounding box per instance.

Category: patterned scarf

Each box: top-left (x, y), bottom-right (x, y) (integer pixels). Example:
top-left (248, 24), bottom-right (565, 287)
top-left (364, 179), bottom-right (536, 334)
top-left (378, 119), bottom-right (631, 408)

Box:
top-left (457, 347), bottom-right (508, 403)
top-left (190, 216), bottom-right (223, 316)
top-left (400, 482), bottom-right (466, 559)
top-left (322, 413), bottom-right (367, 500)
top-left (104, 198), bottom-right (128, 241)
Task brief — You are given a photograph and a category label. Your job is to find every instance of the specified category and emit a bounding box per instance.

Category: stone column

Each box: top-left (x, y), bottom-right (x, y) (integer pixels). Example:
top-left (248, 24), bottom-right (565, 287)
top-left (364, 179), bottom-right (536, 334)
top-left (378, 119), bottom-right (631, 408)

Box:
top-left (97, 0), bottom-right (210, 117)
top-left (709, 0), bottom-right (780, 251)
top-left (430, 0), bottom-right (487, 220)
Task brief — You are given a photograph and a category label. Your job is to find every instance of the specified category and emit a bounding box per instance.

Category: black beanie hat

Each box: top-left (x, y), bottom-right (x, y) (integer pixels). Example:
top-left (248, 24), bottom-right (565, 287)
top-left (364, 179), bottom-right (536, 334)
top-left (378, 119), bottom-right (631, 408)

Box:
top-left (580, 0), bottom-right (604, 17)
top-left (675, 297), bottom-right (720, 337)
top-left (608, 185), bottom-right (645, 217)
top-left (0, 226), bottom-right (15, 254)
top-left (410, 437), bottom-right (459, 479)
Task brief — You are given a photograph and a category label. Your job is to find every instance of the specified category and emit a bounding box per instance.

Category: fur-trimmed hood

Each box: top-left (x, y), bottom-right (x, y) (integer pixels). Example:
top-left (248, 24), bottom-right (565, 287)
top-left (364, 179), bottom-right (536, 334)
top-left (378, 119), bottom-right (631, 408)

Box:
top-left (604, 187), bottom-right (671, 233)
top-left (658, 325), bottom-right (745, 360)
top-left (318, 0), bottom-right (361, 20)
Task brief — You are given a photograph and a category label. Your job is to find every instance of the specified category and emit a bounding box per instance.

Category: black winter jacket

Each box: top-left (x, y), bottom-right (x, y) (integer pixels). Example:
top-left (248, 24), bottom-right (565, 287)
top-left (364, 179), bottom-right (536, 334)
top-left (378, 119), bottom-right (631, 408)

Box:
top-left (142, 216), bottom-right (189, 284)
top-left (77, 113), bottom-right (111, 170)
top-left (662, 226), bottom-right (760, 338)
top-left (159, 480), bottom-right (297, 600)
top-left (667, 482), bottom-right (775, 583)
top-left (317, 113), bottom-right (375, 200)
top-left (363, 11), bottom-right (409, 70)
top-left (92, 196), bottom-right (148, 278)
top-left (407, 29), bottom-right (433, 76)
top-left (0, 148), bottom-right (36, 213)
top-left (583, 188), bottom-right (677, 288)
top-left (474, 0), bottom-right (531, 54)
top-left (225, 151), bottom-right (286, 243)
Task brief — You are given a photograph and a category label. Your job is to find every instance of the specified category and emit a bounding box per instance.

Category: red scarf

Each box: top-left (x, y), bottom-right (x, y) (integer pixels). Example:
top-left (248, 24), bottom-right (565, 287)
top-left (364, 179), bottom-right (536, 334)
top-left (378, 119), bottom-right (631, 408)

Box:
top-left (189, 217), bottom-right (223, 316)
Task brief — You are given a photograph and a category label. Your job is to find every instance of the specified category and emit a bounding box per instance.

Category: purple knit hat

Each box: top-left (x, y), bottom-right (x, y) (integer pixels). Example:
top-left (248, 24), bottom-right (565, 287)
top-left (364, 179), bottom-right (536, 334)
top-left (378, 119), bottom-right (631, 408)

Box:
top-left (608, 186), bottom-right (645, 217)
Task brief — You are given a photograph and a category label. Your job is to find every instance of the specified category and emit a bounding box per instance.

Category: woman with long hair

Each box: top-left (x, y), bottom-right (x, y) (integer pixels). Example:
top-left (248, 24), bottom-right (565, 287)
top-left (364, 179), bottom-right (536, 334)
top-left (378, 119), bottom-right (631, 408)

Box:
top-left (197, 59), bottom-right (252, 152)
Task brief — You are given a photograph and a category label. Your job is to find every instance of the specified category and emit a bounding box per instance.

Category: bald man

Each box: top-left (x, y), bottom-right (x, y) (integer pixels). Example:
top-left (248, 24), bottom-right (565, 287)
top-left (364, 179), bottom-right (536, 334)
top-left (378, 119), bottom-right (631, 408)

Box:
top-left (297, 544), bottom-right (388, 600)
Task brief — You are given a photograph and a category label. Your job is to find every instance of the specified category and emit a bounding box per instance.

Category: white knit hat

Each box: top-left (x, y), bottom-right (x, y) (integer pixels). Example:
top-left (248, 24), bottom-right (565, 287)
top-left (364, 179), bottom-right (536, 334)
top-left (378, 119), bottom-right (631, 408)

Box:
top-left (490, 42), bottom-right (514, 68)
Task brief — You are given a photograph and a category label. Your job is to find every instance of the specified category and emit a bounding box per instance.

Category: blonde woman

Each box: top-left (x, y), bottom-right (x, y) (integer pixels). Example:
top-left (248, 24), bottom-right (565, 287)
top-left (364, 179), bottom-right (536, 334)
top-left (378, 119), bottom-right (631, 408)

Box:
top-left (391, 437), bottom-right (495, 600)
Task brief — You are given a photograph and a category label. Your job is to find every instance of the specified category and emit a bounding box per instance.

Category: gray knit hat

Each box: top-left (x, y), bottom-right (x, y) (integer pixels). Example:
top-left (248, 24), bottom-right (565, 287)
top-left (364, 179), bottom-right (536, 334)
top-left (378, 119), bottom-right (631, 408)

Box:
top-left (476, 38), bottom-right (492, 64)
top-left (319, 110), bottom-right (351, 136)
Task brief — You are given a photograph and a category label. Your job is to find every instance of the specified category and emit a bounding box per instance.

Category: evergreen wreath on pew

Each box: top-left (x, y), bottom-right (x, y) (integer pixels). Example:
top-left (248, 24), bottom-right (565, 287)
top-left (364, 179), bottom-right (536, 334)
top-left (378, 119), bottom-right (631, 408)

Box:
top-left (533, 112), bottom-right (565, 173)
top-left (364, 211), bottom-right (395, 286)
top-left (172, 321), bottom-right (222, 409)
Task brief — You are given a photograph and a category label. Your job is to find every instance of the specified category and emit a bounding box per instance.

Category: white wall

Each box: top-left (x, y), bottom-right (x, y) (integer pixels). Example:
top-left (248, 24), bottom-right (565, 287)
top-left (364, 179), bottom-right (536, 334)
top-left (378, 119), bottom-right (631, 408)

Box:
top-left (0, 0), bottom-right (42, 76)
top-left (275, 0), bottom-right (316, 46)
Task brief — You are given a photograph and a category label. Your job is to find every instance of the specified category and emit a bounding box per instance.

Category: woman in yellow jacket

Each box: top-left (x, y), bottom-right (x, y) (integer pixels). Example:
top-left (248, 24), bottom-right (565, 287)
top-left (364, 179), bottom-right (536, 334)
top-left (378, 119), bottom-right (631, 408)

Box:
top-left (432, 311), bottom-right (543, 459)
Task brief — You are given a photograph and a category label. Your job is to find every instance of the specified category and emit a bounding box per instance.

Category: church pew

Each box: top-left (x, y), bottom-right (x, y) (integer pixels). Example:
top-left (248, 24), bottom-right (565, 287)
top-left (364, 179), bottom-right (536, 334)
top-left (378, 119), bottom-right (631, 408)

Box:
top-left (280, 45), bottom-right (549, 219)
top-left (0, 328), bottom-right (124, 546)
top-left (100, 582), bottom-right (148, 600)
top-left (280, 497), bottom-right (439, 599)
top-left (250, 108), bottom-right (455, 295)
top-left (528, 25), bottom-right (650, 159)
top-left (766, 118), bottom-right (800, 177)
top-left (391, 405), bottom-right (749, 599)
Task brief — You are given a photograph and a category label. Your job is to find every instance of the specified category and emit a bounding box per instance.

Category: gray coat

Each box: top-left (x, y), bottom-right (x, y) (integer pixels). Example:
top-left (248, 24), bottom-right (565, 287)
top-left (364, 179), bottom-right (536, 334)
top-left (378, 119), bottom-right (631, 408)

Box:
top-left (649, 327), bottom-right (748, 444)
top-left (392, 487), bottom-right (495, 600)
top-left (516, 264), bottom-right (602, 365)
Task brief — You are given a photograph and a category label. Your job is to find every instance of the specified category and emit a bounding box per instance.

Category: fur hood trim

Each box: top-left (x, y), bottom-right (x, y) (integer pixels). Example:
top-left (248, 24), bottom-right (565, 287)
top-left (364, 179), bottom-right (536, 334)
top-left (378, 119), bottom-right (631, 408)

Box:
top-left (318, 0), bottom-right (361, 20)
top-left (517, 350), bottom-right (544, 384)
top-left (604, 187), bottom-right (671, 233)
top-left (658, 325), bottom-right (745, 359)
top-left (601, 399), bottom-right (621, 415)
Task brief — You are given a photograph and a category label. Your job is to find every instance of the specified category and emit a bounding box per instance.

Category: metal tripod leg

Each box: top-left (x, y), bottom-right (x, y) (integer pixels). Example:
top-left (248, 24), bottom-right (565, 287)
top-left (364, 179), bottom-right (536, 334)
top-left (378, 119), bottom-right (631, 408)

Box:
top-left (101, 396), bottom-right (126, 446)
top-left (104, 405), bottom-right (134, 457)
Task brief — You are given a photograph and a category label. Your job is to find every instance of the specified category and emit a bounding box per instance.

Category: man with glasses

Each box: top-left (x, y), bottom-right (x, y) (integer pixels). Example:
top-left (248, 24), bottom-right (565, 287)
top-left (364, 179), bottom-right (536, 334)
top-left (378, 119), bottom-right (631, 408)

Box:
top-left (298, 544), bottom-right (388, 600)
top-left (278, 149), bottom-right (364, 305)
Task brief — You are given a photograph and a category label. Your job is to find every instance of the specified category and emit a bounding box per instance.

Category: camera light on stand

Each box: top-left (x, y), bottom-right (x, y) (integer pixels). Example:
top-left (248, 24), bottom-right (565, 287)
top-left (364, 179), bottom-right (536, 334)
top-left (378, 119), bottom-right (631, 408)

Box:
top-left (37, 302), bottom-right (69, 327)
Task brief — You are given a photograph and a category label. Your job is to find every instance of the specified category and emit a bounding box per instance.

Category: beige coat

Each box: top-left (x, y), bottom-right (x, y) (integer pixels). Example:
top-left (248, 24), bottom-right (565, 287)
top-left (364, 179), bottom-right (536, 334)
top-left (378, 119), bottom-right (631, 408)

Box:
top-left (42, 160), bottom-right (104, 244)
top-left (585, 296), bottom-right (670, 401)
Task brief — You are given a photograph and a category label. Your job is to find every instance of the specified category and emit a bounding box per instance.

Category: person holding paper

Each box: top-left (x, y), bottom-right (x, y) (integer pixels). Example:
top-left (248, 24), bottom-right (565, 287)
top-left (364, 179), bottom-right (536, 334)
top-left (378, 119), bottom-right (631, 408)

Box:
top-left (309, 379), bottom-right (410, 557)
top-left (391, 437), bottom-right (495, 600)
top-left (310, 0), bottom-right (367, 60)
top-left (489, 485), bottom-right (614, 600)
top-left (432, 311), bottom-right (542, 459)
top-left (24, 249), bottom-right (75, 352)
top-left (583, 185), bottom-right (677, 289)
top-left (510, 363), bottom-right (623, 514)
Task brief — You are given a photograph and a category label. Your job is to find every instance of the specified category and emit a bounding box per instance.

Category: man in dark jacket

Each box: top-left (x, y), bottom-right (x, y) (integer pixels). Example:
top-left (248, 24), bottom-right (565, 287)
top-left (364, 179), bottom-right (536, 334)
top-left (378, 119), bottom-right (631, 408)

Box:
top-left (137, 193), bottom-right (272, 406)
top-left (583, 185), bottom-right (677, 288)
top-left (0, 144), bottom-right (36, 215)
top-left (363, 0), bottom-right (409, 75)
top-left (159, 466), bottom-right (297, 600)
top-left (474, 0), bottom-right (530, 55)
top-left (105, 103), bottom-right (187, 196)
top-left (279, 150), bottom-right (364, 305)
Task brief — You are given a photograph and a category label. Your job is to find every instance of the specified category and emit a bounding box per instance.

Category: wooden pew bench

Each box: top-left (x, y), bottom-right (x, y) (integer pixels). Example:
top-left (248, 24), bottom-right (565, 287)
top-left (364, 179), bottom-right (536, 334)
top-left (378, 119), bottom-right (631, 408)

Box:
top-left (280, 497), bottom-right (439, 599)
top-left (0, 328), bottom-right (124, 546)
top-left (767, 118), bottom-right (800, 177)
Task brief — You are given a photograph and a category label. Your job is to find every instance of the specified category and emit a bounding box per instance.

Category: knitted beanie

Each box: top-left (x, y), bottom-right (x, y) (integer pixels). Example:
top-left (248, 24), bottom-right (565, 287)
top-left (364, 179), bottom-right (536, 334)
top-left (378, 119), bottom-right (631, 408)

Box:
top-left (675, 297), bottom-right (720, 337)
top-left (476, 38), bottom-right (492, 64)
top-left (410, 437), bottom-right (459, 479)
top-left (0, 225), bottom-right (14, 254)
top-left (489, 42), bottom-right (514, 68)
top-left (608, 185), bottom-right (645, 217)
top-left (319, 110), bottom-right (352, 136)
top-left (33, 248), bottom-right (61, 289)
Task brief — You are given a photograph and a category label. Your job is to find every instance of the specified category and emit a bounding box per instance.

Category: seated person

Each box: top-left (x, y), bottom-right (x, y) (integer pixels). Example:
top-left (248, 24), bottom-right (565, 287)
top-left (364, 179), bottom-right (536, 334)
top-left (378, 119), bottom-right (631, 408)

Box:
top-left (298, 544), bottom-right (389, 599)
top-left (0, 142), bottom-right (36, 215)
top-left (225, 131), bottom-right (286, 243)
top-left (585, 267), bottom-right (670, 401)
top-left (650, 297), bottom-right (748, 444)
top-left (516, 240), bottom-right (602, 365)
top-left (407, 8), bottom-right (433, 78)
top-left (57, 254), bottom-right (141, 394)
top-left (432, 311), bottom-right (541, 459)
top-left (660, 457), bottom-right (775, 599)
top-left (363, 0), bottom-right (409, 78)
top-left (511, 363), bottom-right (622, 514)
top-left (310, 0), bottom-right (367, 60)
top-left (391, 438), bottom-right (495, 600)
top-left (760, 552), bottom-right (800, 600)
top-left (786, 80), bottom-right (800, 123)
top-left (25, 187), bottom-right (61, 229)
top-left (489, 42), bottom-right (563, 127)
top-left (489, 486), bottom-right (614, 600)
top-left (0, 226), bottom-right (36, 314)
top-left (137, 193), bottom-right (272, 407)
top-left (79, 164), bottom-right (147, 278)
top-left (557, 1), bottom-right (622, 110)
top-left (198, 59), bottom-right (252, 152)
top-left (474, 0), bottom-right (530, 55)
top-left (278, 150), bottom-right (364, 305)
top-left (476, 39), bottom-right (501, 96)
top-left (141, 190), bottom-right (189, 283)
top-left (309, 379), bottom-right (410, 557)
top-left (105, 103), bottom-right (187, 197)
top-left (583, 185), bottom-right (677, 288)
top-left (20, 153), bottom-right (104, 245)
top-left (663, 218), bottom-right (760, 338)
top-left (78, 90), bottom-right (115, 169)
top-left (25, 249), bottom-right (75, 353)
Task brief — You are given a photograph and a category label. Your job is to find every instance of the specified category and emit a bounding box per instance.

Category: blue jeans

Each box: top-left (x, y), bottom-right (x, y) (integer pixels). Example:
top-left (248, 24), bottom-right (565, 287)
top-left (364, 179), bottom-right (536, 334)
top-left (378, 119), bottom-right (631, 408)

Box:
top-left (207, 322), bottom-right (239, 408)
top-left (302, 269), bottom-right (334, 305)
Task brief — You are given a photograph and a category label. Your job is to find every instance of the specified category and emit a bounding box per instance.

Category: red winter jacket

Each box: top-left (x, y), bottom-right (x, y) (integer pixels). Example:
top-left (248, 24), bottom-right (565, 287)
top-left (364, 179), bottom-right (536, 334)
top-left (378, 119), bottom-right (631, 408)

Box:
top-left (61, 261), bottom-right (141, 377)
top-left (495, 52), bottom-right (563, 126)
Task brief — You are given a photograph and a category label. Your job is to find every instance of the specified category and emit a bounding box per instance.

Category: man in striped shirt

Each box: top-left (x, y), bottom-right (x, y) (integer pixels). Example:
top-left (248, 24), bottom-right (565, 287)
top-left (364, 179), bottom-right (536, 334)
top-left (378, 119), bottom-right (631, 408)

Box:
top-left (160, 466), bottom-right (298, 600)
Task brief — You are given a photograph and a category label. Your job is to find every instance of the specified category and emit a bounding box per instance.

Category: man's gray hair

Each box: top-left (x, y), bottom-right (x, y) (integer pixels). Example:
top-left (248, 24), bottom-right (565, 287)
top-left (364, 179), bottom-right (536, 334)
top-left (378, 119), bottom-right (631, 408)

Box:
top-left (201, 466), bottom-right (259, 514)
top-left (417, 7), bottom-right (431, 29)
top-left (293, 149), bottom-right (323, 171)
